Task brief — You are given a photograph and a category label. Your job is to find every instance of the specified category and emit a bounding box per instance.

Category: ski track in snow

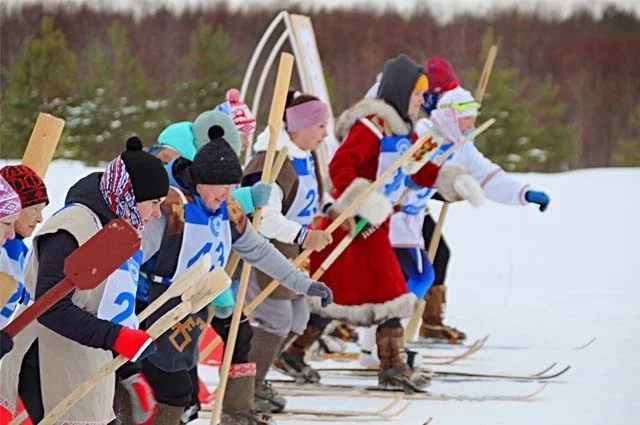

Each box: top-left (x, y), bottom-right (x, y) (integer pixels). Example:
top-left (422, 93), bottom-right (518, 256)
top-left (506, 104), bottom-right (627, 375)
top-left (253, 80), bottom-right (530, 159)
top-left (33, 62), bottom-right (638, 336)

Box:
top-left (4, 160), bottom-right (636, 424)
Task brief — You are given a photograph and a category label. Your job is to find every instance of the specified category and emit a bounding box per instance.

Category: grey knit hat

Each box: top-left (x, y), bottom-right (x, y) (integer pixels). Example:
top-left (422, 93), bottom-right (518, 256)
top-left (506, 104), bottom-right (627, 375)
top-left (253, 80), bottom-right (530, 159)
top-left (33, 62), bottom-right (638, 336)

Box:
top-left (190, 126), bottom-right (243, 185)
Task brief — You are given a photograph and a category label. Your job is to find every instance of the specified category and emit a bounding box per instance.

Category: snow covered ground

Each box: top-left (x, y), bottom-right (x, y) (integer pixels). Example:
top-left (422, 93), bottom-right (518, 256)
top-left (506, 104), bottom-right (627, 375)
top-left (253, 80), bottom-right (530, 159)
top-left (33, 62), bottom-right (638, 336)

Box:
top-left (3, 160), bottom-right (637, 424)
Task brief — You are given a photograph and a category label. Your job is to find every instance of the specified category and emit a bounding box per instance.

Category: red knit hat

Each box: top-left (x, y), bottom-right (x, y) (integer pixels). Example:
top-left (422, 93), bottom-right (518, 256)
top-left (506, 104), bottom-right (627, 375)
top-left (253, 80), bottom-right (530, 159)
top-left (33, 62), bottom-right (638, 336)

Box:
top-left (0, 165), bottom-right (49, 208)
top-left (425, 56), bottom-right (460, 94)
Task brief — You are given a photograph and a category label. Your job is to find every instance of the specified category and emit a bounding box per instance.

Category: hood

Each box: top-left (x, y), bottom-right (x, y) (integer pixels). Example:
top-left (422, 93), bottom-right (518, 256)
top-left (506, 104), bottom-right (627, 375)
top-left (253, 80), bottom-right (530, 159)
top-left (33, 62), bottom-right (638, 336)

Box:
top-left (167, 158), bottom-right (196, 194)
top-left (65, 172), bottom-right (118, 226)
top-left (334, 98), bottom-right (412, 141)
top-left (377, 54), bottom-right (424, 124)
top-left (253, 125), bottom-right (309, 159)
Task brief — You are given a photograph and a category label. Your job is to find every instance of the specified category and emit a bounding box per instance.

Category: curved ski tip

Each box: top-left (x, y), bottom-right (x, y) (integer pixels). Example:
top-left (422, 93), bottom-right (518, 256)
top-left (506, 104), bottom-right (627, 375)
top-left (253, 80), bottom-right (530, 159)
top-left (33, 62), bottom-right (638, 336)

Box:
top-left (423, 418), bottom-right (434, 425)
top-left (573, 336), bottom-right (597, 350)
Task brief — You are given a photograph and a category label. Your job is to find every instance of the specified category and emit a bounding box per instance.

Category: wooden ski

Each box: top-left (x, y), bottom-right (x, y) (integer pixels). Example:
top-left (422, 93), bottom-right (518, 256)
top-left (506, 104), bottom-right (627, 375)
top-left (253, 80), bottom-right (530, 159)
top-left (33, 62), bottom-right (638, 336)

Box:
top-left (272, 380), bottom-right (549, 402)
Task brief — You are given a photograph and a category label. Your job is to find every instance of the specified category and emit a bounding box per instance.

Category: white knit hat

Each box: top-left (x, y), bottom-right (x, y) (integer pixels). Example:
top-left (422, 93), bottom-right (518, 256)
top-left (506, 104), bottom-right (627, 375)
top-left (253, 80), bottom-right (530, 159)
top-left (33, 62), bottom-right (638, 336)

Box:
top-left (436, 86), bottom-right (480, 119)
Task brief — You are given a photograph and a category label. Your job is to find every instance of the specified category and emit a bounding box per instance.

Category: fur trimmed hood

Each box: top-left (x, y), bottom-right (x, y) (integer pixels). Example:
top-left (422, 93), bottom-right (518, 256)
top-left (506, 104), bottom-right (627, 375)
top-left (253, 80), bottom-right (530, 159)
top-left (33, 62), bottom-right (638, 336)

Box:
top-left (334, 98), bottom-right (413, 142)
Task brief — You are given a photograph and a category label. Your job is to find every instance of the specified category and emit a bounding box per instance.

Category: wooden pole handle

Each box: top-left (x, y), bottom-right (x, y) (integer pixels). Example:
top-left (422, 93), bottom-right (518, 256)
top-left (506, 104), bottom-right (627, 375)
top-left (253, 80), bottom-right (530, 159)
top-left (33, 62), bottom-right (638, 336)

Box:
top-left (209, 53), bottom-right (294, 425)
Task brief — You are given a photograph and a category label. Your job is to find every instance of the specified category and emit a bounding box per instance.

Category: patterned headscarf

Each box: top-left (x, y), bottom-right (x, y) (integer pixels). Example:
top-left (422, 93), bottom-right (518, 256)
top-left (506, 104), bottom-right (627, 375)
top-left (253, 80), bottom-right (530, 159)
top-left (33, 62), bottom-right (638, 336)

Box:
top-left (99, 155), bottom-right (143, 231)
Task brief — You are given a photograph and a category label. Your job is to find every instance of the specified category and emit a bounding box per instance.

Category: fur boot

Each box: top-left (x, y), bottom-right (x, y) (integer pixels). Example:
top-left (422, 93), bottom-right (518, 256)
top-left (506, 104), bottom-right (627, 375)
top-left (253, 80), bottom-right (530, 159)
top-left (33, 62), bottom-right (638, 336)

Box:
top-left (376, 326), bottom-right (430, 391)
top-left (420, 285), bottom-right (467, 343)
top-left (248, 328), bottom-right (287, 413)
top-left (273, 324), bottom-right (324, 383)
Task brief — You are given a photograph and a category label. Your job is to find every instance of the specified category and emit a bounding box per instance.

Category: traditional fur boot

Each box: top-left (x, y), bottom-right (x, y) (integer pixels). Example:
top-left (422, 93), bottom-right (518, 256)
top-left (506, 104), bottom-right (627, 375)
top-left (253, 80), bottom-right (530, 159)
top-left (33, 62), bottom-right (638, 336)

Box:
top-left (273, 324), bottom-right (324, 384)
top-left (220, 363), bottom-right (277, 425)
top-left (248, 328), bottom-right (287, 413)
top-left (153, 403), bottom-right (185, 425)
top-left (376, 326), bottom-right (430, 391)
top-left (419, 285), bottom-right (467, 343)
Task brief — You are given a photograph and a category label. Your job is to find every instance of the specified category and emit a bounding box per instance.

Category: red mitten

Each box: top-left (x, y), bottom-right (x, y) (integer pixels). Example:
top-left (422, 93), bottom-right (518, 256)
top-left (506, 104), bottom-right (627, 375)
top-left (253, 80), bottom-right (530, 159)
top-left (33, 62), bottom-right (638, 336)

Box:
top-left (1, 404), bottom-right (14, 424)
top-left (120, 373), bottom-right (158, 425)
top-left (226, 89), bottom-right (256, 135)
top-left (112, 328), bottom-right (156, 362)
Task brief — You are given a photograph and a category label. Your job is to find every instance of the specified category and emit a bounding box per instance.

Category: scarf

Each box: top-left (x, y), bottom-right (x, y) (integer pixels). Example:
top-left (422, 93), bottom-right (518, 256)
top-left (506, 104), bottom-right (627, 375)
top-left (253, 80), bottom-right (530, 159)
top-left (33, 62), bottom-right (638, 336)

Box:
top-left (100, 155), bottom-right (143, 231)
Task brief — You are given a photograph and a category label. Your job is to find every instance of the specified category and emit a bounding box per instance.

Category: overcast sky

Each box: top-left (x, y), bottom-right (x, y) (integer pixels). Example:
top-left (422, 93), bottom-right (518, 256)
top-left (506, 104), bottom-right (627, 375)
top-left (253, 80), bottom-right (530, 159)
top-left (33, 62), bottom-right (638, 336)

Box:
top-left (5, 0), bottom-right (639, 22)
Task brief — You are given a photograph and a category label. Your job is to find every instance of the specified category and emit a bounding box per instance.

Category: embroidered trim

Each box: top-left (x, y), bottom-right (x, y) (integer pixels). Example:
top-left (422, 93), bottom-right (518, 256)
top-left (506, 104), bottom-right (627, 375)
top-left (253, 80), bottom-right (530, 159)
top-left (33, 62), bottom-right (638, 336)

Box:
top-left (227, 362), bottom-right (257, 379)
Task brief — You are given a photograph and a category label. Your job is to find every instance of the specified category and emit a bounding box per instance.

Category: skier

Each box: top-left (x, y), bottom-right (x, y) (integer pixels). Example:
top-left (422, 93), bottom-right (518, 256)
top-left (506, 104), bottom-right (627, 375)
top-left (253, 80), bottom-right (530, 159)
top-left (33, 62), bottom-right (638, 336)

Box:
top-left (0, 137), bottom-right (169, 425)
top-left (413, 57), bottom-right (551, 344)
top-left (242, 93), bottom-right (340, 412)
top-left (0, 175), bottom-right (21, 360)
top-left (0, 165), bottom-right (50, 421)
top-left (138, 125), bottom-right (333, 425)
top-left (302, 54), bottom-right (482, 391)
top-left (134, 113), bottom-right (272, 425)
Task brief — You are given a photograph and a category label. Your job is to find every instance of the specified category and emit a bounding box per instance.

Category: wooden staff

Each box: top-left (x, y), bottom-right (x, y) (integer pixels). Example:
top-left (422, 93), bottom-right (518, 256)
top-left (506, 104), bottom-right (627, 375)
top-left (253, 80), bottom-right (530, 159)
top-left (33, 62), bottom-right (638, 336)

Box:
top-left (34, 267), bottom-right (230, 425)
top-left (208, 52), bottom-right (294, 425)
top-left (406, 45), bottom-right (499, 343)
top-left (21, 113), bottom-right (65, 178)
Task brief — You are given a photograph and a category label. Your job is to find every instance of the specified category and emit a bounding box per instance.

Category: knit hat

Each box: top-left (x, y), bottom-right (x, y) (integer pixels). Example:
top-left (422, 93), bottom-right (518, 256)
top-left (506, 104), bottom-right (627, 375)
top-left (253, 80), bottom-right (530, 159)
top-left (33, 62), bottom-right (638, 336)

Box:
top-left (157, 121), bottom-right (198, 161)
top-left (436, 86), bottom-right (480, 119)
top-left (101, 137), bottom-right (169, 230)
top-left (193, 110), bottom-right (241, 155)
top-left (425, 56), bottom-right (459, 94)
top-left (0, 165), bottom-right (49, 208)
top-left (120, 137), bottom-right (170, 202)
top-left (190, 126), bottom-right (243, 186)
top-left (0, 175), bottom-right (21, 220)
top-left (216, 89), bottom-right (257, 136)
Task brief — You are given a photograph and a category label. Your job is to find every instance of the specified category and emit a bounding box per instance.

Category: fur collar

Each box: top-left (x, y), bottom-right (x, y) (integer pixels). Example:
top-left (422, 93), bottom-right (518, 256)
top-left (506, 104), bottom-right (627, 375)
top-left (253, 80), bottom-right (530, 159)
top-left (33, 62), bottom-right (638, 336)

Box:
top-left (334, 98), bottom-right (412, 141)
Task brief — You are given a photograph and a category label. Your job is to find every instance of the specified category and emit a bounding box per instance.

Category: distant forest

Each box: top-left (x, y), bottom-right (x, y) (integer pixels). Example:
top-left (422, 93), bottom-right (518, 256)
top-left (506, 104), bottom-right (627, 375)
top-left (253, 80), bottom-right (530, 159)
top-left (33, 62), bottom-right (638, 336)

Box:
top-left (1, 2), bottom-right (639, 169)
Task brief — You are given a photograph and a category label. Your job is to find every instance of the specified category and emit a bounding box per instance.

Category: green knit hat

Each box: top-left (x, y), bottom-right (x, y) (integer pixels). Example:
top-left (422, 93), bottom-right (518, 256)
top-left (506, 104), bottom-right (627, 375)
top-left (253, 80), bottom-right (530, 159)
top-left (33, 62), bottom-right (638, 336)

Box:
top-left (193, 110), bottom-right (240, 155)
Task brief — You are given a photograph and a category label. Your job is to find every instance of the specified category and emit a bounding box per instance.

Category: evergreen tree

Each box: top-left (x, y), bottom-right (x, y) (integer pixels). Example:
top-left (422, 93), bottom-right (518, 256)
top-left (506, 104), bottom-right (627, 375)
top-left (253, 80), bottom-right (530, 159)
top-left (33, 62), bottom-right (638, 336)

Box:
top-left (173, 18), bottom-right (240, 120)
top-left (0, 17), bottom-right (77, 159)
top-left (530, 75), bottom-right (576, 171)
top-left (612, 104), bottom-right (640, 166)
top-left (65, 20), bottom-right (170, 164)
top-left (463, 28), bottom-right (539, 172)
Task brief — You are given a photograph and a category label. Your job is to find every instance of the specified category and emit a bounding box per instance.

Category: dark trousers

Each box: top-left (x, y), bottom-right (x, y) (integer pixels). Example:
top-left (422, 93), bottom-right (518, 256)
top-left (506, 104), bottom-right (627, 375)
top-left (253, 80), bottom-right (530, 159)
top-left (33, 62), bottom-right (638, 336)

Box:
top-left (151, 314), bottom-right (254, 407)
top-left (18, 341), bottom-right (44, 423)
top-left (422, 213), bottom-right (450, 286)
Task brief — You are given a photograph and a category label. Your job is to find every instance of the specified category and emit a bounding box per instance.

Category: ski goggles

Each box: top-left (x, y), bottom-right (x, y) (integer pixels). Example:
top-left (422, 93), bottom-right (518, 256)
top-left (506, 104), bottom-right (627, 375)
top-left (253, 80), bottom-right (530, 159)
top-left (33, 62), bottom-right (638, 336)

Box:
top-left (437, 100), bottom-right (481, 113)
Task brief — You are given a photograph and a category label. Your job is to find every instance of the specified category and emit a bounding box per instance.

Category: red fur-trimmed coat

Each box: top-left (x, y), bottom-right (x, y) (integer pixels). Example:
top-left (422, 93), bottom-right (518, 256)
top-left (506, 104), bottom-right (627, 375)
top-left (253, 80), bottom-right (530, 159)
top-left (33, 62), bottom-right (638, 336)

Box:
top-left (308, 99), bottom-right (441, 325)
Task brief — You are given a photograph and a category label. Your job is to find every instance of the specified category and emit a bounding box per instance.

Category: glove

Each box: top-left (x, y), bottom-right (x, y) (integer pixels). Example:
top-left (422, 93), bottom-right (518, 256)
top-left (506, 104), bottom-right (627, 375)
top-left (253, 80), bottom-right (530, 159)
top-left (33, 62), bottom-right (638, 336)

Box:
top-left (251, 183), bottom-right (272, 209)
top-left (120, 372), bottom-right (158, 425)
top-left (0, 330), bottom-right (14, 360)
top-left (422, 92), bottom-right (441, 116)
top-left (307, 282), bottom-right (333, 307)
top-left (525, 190), bottom-right (550, 212)
top-left (302, 229), bottom-right (333, 251)
top-left (112, 328), bottom-right (156, 362)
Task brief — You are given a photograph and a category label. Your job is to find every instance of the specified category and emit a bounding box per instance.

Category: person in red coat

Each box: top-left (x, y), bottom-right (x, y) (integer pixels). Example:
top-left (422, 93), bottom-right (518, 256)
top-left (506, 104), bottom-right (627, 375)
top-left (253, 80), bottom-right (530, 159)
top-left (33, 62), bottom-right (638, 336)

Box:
top-left (281, 54), bottom-right (481, 391)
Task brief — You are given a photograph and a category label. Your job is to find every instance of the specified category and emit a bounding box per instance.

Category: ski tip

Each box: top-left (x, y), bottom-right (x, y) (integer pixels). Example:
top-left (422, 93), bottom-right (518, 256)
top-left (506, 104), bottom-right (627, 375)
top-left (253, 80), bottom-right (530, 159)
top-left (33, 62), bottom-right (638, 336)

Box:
top-left (423, 418), bottom-right (434, 425)
top-left (573, 336), bottom-right (597, 350)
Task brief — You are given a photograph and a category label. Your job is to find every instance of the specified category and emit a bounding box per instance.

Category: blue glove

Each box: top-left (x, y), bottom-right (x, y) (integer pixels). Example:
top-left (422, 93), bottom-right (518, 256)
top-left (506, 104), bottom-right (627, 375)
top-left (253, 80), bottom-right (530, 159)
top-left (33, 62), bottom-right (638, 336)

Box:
top-left (525, 190), bottom-right (550, 212)
top-left (230, 184), bottom-right (273, 215)
top-left (251, 183), bottom-right (272, 209)
top-left (422, 92), bottom-right (441, 116)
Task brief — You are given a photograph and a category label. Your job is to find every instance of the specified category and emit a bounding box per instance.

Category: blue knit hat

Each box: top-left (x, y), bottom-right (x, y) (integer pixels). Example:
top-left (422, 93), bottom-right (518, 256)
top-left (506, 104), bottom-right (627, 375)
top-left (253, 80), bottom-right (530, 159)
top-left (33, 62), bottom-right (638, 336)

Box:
top-left (157, 122), bottom-right (198, 161)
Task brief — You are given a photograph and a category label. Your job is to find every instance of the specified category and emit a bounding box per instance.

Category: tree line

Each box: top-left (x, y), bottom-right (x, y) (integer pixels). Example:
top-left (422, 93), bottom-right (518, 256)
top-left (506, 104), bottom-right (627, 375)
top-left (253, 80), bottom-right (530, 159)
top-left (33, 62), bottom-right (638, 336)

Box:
top-left (0, 2), bottom-right (639, 170)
